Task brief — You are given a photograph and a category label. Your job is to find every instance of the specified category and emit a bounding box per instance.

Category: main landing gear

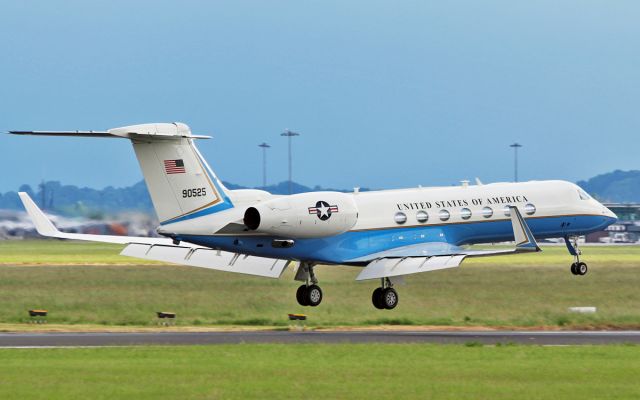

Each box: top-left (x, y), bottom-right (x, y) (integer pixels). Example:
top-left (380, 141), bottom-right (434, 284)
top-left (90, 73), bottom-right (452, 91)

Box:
top-left (295, 262), bottom-right (323, 307)
top-left (372, 278), bottom-right (399, 310)
top-left (565, 236), bottom-right (588, 276)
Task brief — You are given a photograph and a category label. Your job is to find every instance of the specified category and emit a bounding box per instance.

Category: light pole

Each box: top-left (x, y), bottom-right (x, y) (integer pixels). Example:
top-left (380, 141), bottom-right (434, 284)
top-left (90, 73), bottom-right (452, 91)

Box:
top-left (510, 143), bottom-right (522, 182)
top-left (258, 142), bottom-right (270, 187)
top-left (281, 129), bottom-right (300, 194)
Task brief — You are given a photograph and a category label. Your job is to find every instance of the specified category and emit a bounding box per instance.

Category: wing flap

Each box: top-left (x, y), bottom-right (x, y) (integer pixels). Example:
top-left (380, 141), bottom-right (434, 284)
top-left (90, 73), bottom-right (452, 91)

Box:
top-left (120, 243), bottom-right (291, 279)
top-left (356, 255), bottom-right (465, 281)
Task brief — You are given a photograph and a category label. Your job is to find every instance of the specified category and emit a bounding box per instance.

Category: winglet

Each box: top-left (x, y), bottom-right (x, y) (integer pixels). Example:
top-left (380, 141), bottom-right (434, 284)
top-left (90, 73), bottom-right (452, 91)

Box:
top-left (18, 192), bottom-right (62, 238)
top-left (509, 206), bottom-right (540, 252)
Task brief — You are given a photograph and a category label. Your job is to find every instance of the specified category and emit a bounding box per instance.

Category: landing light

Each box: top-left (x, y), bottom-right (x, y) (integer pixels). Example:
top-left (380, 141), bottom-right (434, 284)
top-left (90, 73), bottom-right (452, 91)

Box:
top-left (157, 312), bottom-right (176, 326)
top-left (28, 309), bottom-right (47, 324)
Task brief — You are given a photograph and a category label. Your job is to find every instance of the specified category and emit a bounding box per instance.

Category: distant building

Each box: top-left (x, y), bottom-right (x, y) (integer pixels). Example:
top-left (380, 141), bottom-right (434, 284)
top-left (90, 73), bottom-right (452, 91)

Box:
top-left (605, 203), bottom-right (640, 222)
top-left (586, 203), bottom-right (640, 243)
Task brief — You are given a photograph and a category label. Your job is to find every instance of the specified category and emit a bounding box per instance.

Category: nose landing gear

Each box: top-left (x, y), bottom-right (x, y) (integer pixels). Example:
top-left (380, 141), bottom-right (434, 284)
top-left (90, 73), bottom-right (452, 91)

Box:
top-left (571, 261), bottom-right (588, 276)
top-left (565, 236), bottom-right (588, 276)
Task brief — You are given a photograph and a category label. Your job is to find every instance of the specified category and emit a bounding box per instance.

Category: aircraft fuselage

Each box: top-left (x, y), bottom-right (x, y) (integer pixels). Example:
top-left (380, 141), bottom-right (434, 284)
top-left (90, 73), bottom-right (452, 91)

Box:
top-left (174, 180), bottom-right (617, 264)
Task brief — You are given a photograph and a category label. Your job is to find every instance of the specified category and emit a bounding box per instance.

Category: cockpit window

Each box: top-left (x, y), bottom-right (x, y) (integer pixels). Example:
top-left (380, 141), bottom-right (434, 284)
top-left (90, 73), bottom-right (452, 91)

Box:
top-left (578, 189), bottom-right (591, 200)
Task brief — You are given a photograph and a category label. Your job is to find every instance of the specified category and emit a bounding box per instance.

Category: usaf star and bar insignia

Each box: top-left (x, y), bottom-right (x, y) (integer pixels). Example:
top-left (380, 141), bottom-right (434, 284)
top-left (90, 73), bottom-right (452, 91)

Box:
top-left (308, 201), bottom-right (339, 221)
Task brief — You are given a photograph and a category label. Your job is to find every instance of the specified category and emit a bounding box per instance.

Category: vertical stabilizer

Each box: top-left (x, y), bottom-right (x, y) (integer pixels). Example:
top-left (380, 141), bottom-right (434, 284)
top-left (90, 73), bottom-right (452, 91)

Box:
top-left (128, 125), bottom-right (233, 224)
top-left (9, 122), bottom-right (234, 225)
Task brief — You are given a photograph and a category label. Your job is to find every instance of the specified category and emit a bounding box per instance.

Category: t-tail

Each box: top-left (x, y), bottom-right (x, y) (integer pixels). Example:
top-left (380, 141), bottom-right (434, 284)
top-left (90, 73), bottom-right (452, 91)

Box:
top-left (10, 122), bottom-right (234, 225)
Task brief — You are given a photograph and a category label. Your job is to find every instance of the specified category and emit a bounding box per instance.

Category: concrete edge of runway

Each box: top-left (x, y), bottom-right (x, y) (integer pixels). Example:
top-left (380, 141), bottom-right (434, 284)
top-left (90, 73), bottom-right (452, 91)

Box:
top-left (1, 330), bottom-right (640, 347)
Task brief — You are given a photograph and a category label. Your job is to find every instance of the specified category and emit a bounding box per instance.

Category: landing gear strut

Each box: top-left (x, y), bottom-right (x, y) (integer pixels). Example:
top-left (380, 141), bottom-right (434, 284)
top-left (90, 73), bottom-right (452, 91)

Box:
top-left (372, 278), bottom-right (399, 310)
top-left (565, 236), bottom-right (588, 276)
top-left (295, 262), bottom-right (323, 307)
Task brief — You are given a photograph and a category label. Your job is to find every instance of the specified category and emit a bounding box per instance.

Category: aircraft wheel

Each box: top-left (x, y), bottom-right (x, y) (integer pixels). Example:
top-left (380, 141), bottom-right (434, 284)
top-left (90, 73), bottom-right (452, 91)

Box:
top-left (381, 288), bottom-right (399, 310)
top-left (570, 263), bottom-right (578, 275)
top-left (577, 262), bottom-right (588, 276)
top-left (306, 284), bottom-right (323, 307)
top-left (296, 285), bottom-right (309, 306)
top-left (372, 288), bottom-right (385, 309)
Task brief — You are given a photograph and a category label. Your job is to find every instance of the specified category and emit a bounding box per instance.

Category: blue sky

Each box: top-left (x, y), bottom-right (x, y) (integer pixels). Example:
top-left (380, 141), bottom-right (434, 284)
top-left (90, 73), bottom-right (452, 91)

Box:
top-left (1, 1), bottom-right (638, 192)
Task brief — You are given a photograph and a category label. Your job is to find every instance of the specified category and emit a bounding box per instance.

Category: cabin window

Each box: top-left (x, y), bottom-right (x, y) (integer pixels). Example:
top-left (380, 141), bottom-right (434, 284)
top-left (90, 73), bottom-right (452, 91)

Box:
top-left (394, 212), bottom-right (407, 224)
top-left (578, 189), bottom-right (591, 200)
top-left (416, 210), bottom-right (429, 223)
top-left (482, 206), bottom-right (493, 218)
top-left (460, 208), bottom-right (472, 220)
top-left (524, 203), bottom-right (536, 215)
top-left (503, 205), bottom-right (512, 217)
top-left (439, 209), bottom-right (450, 221)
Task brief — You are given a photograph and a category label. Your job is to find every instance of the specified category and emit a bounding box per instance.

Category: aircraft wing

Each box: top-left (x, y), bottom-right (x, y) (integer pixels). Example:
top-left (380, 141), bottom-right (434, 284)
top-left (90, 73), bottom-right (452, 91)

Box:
top-left (120, 243), bottom-right (292, 278)
top-left (18, 192), bottom-right (291, 278)
top-left (19, 192), bottom-right (174, 245)
top-left (354, 206), bottom-right (540, 281)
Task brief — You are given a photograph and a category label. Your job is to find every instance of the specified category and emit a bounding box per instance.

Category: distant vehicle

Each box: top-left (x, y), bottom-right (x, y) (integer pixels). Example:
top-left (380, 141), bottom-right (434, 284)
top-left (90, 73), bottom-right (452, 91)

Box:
top-left (600, 233), bottom-right (627, 244)
top-left (10, 123), bottom-right (617, 309)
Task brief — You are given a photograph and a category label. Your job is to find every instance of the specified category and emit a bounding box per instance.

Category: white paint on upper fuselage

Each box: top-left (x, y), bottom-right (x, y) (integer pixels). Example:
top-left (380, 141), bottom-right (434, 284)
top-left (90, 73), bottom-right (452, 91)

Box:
top-left (162, 179), bottom-right (615, 238)
top-left (348, 180), bottom-right (615, 231)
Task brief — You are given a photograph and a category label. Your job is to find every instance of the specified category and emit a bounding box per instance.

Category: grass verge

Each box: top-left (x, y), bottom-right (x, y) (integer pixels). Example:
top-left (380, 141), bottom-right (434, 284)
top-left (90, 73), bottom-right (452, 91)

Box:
top-left (0, 240), bottom-right (639, 328)
top-left (0, 344), bottom-right (639, 399)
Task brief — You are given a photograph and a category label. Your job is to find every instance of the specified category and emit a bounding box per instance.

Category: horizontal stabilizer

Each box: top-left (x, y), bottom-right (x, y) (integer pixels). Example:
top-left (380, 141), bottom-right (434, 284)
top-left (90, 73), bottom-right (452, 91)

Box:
top-left (356, 255), bottom-right (465, 281)
top-left (9, 130), bottom-right (113, 137)
top-left (121, 243), bottom-right (291, 279)
top-left (9, 122), bottom-right (210, 140)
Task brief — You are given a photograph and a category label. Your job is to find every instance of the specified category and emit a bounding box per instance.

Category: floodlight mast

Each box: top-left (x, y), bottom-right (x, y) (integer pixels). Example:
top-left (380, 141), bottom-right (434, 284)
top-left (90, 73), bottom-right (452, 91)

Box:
top-left (510, 143), bottom-right (523, 182)
top-left (281, 129), bottom-right (300, 194)
top-left (258, 142), bottom-right (270, 187)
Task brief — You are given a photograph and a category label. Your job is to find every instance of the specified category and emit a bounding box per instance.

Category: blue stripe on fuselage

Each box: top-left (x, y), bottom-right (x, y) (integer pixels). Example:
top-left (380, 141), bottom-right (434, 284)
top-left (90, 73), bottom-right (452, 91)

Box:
top-left (160, 201), bottom-right (234, 225)
top-left (175, 214), bottom-right (616, 264)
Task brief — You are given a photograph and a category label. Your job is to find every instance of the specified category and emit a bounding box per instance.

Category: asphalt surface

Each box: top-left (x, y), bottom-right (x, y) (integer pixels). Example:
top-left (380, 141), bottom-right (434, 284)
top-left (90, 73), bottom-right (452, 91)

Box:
top-left (1, 330), bottom-right (640, 347)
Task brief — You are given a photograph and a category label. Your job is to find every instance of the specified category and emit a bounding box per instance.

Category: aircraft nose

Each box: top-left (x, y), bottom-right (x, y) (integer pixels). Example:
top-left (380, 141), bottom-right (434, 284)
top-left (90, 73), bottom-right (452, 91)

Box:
top-left (602, 206), bottom-right (617, 222)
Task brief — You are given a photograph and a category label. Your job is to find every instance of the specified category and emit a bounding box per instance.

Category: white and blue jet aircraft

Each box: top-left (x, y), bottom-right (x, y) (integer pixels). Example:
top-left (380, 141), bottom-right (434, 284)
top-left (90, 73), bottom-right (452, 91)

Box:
top-left (10, 122), bottom-right (617, 310)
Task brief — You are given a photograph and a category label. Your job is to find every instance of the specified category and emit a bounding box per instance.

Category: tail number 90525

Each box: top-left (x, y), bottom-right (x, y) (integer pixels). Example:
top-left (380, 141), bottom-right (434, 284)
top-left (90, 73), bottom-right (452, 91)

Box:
top-left (182, 188), bottom-right (207, 198)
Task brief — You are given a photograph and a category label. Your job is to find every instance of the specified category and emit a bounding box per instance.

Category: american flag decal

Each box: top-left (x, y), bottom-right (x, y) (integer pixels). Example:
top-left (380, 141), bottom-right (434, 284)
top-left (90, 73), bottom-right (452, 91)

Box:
top-left (164, 159), bottom-right (186, 174)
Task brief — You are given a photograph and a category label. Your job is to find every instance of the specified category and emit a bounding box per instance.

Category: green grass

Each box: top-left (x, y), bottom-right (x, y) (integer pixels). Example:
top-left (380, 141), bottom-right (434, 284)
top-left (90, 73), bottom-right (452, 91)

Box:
top-left (0, 240), bottom-right (640, 327)
top-left (0, 240), bottom-right (161, 265)
top-left (0, 344), bottom-right (639, 399)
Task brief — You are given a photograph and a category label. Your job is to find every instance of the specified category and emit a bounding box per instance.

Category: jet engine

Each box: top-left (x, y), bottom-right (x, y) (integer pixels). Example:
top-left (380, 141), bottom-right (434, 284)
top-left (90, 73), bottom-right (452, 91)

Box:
top-left (243, 192), bottom-right (358, 238)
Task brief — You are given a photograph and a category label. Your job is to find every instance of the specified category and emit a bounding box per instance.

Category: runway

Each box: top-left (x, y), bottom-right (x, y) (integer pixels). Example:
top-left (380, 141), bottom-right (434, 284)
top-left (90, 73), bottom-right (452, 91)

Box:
top-left (1, 330), bottom-right (640, 347)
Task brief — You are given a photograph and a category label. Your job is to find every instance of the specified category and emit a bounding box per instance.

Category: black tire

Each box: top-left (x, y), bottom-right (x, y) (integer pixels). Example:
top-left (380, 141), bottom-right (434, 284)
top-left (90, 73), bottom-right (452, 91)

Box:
top-left (381, 288), bottom-right (399, 310)
top-left (296, 285), bottom-right (309, 306)
top-left (577, 262), bottom-right (588, 276)
top-left (570, 263), bottom-right (578, 275)
top-left (372, 288), bottom-right (384, 309)
top-left (306, 284), bottom-right (323, 307)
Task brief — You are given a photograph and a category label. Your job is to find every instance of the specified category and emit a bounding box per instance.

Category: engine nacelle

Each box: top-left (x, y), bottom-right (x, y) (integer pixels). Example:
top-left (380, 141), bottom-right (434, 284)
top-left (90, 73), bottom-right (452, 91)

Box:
top-left (243, 192), bottom-right (358, 238)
